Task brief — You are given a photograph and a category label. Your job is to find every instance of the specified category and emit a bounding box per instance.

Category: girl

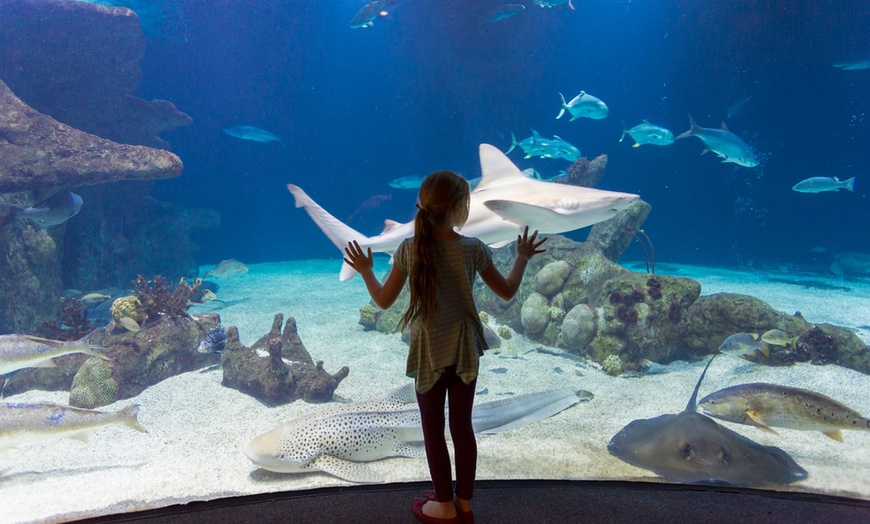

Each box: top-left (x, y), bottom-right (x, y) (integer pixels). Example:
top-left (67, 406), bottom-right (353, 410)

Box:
top-left (344, 170), bottom-right (546, 524)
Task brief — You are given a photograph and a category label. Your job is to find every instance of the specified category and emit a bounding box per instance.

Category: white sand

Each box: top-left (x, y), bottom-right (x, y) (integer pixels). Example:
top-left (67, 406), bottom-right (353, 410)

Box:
top-left (2, 259), bottom-right (869, 523)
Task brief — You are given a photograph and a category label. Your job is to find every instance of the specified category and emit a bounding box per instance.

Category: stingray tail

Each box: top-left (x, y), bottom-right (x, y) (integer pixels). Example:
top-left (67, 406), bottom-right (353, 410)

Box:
top-left (286, 184), bottom-right (369, 281)
top-left (687, 354), bottom-right (717, 412)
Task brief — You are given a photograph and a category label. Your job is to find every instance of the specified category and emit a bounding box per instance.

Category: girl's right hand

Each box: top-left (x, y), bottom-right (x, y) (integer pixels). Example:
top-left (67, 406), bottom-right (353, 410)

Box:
top-left (344, 240), bottom-right (374, 274)
top-left (516, 226), bottom-right (547, 261)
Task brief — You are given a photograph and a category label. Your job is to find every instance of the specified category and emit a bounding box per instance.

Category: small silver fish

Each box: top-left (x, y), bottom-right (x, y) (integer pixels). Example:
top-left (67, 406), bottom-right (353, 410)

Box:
top-left (0, 402), bottom-right (145, 451)
top-left (792, 176), bottom-right (856, 193)
top-left (223, 125), bottom-right (281, 143)
top-left (203, 259), bottom-right (249, 279)
top-left (718, 332), bottom-right (769, 358)
top-left (620, 120), bottom-right (675, 147)
top-left (699, 383), bottom-right (870, 442)
top-left (556, 91), bottom-right (608, 121)
top-left (0, 335), bottom-right (109, 375)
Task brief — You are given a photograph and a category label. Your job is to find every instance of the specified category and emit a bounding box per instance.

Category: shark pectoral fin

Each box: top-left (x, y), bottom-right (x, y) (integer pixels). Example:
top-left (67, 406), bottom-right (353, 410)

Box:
top-left (746, 411), bottom-right (778, 435)
top-left (823, 430), bottom-right (844, 442)
top-left (339, 261), bottom-right (358, 282)
top-left (484, 200), bottom-right (562, 227)
top-left (310, 454), bottom-right (383, 484)
top-left (35, 359), bottom-right (57, 369)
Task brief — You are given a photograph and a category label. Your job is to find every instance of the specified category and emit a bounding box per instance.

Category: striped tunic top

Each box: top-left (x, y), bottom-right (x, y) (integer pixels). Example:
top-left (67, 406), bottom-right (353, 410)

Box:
top-left (395, 236), bottom-right (493, 394)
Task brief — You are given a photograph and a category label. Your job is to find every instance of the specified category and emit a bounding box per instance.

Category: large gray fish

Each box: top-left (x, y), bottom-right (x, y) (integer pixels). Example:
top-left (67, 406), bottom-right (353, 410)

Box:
top-left (0, 335), bottom-right (109, 375)
top-left (699, 382), bottom-right (870, 442)
top-left (202, 259), bottom-right (249, 279)
top-left (506, 131), bottom-right (581, 161)
top-left (792, 176), bottom-right (856, 193)
top-left (607, 355), bottom-right (807, 487)
top-left (676, 113), bottom-right (760, 168)
top-left (556, 91), bottom-right (608, 121)
top-left (620, 120), bottom-right (675, 147)
top-left (0, 402), bottom-right (145, 451)
top-left (223, 125), bottom-right (281, 143)
top-left (246, 382), bottom-right (592, 483)
top-left (0, 191), bottom-right (83, 229)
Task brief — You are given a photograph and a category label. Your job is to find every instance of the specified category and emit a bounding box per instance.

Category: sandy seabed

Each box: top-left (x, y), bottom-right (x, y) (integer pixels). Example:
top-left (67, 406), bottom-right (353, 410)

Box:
top-left (2, 259), bottom-right (870, 523)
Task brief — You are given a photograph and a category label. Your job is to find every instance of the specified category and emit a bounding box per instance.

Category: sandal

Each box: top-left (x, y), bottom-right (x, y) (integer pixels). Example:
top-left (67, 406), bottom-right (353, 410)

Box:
top-left (412, 497), bottom-right (460, 524)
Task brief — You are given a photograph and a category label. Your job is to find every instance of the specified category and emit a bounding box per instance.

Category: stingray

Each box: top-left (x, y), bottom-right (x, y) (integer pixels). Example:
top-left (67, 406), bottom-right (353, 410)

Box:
top-left (607, 355), bottom-right (808, 487)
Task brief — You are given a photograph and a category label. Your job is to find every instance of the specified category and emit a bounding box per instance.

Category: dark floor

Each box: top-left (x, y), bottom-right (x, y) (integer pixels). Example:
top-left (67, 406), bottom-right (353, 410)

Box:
top-left (86, 480), bottom-right (870, 524)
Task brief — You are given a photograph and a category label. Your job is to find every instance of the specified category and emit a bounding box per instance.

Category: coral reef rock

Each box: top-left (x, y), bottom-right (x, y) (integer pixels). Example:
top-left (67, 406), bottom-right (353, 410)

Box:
top-left (221, 314), bottom-right (350, 405)
top-left (3, 314), bottom-right (222, 408)
top-left (0, 0), bottom-right (191, 149)
top-left (0, 80), bottom-right (183, 193)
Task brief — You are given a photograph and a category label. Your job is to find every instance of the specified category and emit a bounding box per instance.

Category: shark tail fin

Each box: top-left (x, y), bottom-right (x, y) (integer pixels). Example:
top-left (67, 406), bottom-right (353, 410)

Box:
top-left (556, 93), bottom-right (567, 119)
top-left (286, 184), bottom-right (368, 281)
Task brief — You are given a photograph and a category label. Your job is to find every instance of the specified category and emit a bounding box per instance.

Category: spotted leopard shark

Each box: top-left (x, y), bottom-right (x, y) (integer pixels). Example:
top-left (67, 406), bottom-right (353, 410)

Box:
top-left (246, 383), bottom-right (592, 483)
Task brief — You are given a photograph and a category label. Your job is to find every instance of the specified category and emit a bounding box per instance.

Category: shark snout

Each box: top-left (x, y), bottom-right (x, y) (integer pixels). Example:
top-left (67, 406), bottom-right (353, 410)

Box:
top-left (245, 431), bottom-right (279, 466)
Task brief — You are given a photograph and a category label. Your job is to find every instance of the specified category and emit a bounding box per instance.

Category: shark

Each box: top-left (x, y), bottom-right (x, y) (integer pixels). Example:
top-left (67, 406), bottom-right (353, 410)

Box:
top-left (287, 144), bottom-right (639, 281)
top-left (245, 383), bottom-right (592, 483)
top-left (607, 355), bottom-right (808, 487)
top-left (676, 113), bottom-right (760, 168)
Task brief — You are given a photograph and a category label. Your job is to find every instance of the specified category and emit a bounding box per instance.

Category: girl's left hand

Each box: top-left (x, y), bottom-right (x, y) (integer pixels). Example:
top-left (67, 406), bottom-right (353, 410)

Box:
top-left (344, 240), bottom-right (374, 274)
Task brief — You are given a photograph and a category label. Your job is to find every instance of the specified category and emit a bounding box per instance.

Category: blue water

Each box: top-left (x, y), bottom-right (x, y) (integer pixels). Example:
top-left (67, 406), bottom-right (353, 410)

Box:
top-left (124, 1), bottom-right (869, 268)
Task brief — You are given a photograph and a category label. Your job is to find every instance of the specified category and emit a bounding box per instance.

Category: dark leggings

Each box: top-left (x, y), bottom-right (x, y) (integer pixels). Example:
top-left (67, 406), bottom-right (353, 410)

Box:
top-left (415, 366), bottom-right (477, 503)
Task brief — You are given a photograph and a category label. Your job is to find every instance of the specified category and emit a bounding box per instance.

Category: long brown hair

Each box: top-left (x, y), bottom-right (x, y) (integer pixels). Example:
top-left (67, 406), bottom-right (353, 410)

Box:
top-left (399, 171), bottom-right (470, 332)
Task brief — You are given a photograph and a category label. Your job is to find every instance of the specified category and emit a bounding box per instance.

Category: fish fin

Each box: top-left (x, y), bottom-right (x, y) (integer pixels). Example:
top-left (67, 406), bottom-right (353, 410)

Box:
top-left (506, 132), bottom-right (518, 154)
top-left (632, 143), bottom-right (640, 148)
top-left (71, 431), bottom-right (90, 443)
top-left (675, 112), bottom-right (698, 140)
top-left (20, 335), bottom-right (64, 347)
top-left (746, 411), bottom-right (779, 434)
top-left (120, 404), bottom-right (148, 433)
top-left (720, 121), bottom-right (730, 131)
top-left (381, 220), bottom-right (402, 234)
top-left (557, 93), bottom-right (567, 119)
top-left (35, 359), bottom-right (57, 369)
top-left (823, 430), bottom-right (844, 442)
top-left (619, 122), bottom-right (627, 142)
top-left (700, 148), bottom-right (711, 156)
top-left (844, 177), bottom-right (856, 192)
top-left (483, 200), bottom-right (561, 226)
top-left (759, 342), bottom-right (770, 357)
top-left (568, 0), bottom-right (575, 10)
top-left (310, 454), bottom-right (383, 483)
top-left (488, 239), bottom-right (514, 248)
top-left (749, 333), bottom-right (760, 340)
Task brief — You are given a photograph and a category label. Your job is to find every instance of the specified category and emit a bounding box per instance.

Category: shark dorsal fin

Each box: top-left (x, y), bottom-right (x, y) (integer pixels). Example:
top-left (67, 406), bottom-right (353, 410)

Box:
top-left (475, 144), bottom-right (530, 192)
top-left (686, 354), bottom-right (717, 412)
top-left (382, 219), bottom-right (401, 234)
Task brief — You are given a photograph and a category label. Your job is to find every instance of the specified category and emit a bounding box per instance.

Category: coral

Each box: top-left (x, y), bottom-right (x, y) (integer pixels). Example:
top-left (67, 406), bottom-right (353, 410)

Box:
top-left (222, 313), bottom-right (349, 405)
top-left (615, 305), bottom-right (639, 325)
top-left (560, 305), bottom-right (597, 354)
top-left (521, 292), bottom-right (550, 335)
top-left (646, 277), bottom-right (663, 300)
top-left (535, 261), bottom-right (573, 297)
top-left (479, 310), bottom-right (490, 324)
top-left (39, 297), bottom-right (94, 341)
top-left (132, 275), bottom-right (200, 322)
top-left (358, 303), bottom-right (381, 330)
top-left (110, 296), bottom-right (146, 326)
top-left (589, 335), bottom-right (625, 364)
top-left (666, 300), bottom-right (683, 323)
top-left (549, 306), bottom-right (567, 323)
top-left (497, 326), bottom-right (512, 340)
top-left (69, 358), bottom-right (119, 409)
top-left (602, 354), bottom-right (623, 376)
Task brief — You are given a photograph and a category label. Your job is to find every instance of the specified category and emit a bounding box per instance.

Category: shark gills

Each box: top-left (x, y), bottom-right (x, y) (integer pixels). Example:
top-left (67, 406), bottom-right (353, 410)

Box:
top-left (246, 383), bottom-right (591, 483)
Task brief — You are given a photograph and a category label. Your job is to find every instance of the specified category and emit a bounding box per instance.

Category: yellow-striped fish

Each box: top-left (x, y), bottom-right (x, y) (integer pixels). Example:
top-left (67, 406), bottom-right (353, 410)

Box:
top-left (699, 382), bottom-right (870, 442)
top-left (0, 335), bottom-right (109, 375)
top-left (0, 402), bottom-right (145, 451)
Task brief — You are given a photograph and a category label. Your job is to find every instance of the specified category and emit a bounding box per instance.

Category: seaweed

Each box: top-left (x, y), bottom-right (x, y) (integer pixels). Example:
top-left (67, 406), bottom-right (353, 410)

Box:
top-left (37, 297), bottom-right (95, 341)
top-left (132, 275), bottom-right (200, 322)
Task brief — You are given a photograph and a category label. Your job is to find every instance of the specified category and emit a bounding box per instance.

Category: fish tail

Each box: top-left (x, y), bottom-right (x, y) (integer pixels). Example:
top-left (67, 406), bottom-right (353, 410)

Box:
top-left (120, 404), bottom-right (147, 433)
top-left (286, 184), bottom-right (371, 281)
top-left (844, 177), bottom-right (856, 191)
top-left (556, 93), bottom-right (567, 119)
top-left (505, 132), bottom-right (518, 154)
top-left (676, 112), bottom-right (698, 140)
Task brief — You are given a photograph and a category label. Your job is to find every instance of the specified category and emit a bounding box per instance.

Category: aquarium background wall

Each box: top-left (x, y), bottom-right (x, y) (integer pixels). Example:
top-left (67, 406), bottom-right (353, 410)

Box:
top-left (2, 1), bottom-right (870, 522)
top-left (138, 0), bottom-right (869, 267)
